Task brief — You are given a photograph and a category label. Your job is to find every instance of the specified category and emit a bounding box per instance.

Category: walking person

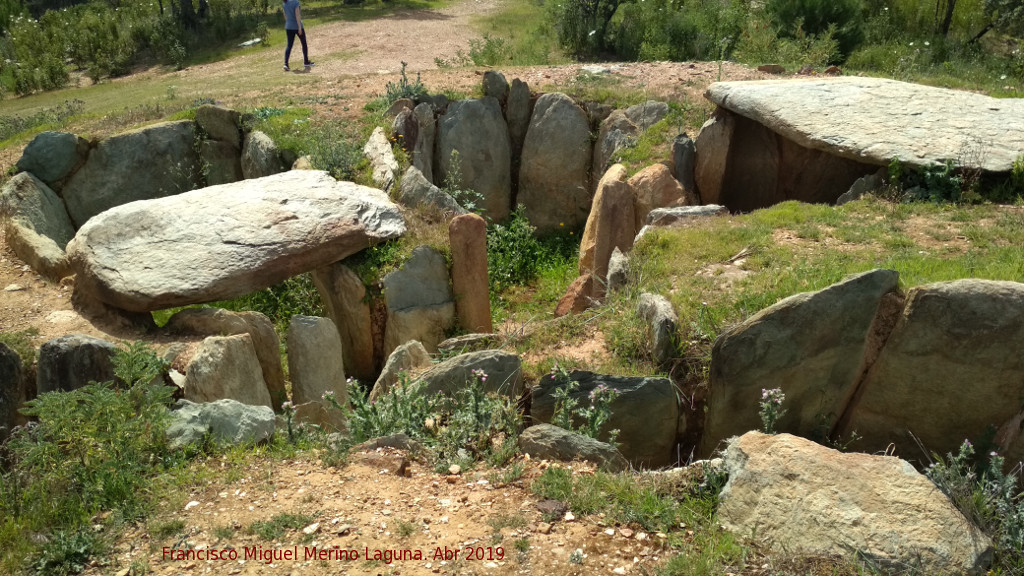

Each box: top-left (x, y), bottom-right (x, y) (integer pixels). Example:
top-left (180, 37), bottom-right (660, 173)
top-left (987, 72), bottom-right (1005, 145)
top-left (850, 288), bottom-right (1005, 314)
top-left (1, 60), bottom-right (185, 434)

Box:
top-left (282, 0), bottom-right (314, 71)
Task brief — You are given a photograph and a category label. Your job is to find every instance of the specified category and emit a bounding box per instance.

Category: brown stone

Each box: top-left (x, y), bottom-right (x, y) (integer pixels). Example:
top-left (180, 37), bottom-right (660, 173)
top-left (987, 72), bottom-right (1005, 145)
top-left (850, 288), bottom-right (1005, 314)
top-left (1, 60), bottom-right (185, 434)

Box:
top-left (628, 163), bottom-right (695, 234)
top-left (350, 451), bottom-right (411, 477)
top-left (449, 214), bottom-right (492, 333)
top-left (386, 98), bottom-right (414, 118)
top-left (578, 165), bottom-right (634, 297)
top-left (312, 262), bottom-right (375, 382)
top-left (757, 64), bottom-right (786, 74)
top-left (554, 274), bottom-right (595, 317)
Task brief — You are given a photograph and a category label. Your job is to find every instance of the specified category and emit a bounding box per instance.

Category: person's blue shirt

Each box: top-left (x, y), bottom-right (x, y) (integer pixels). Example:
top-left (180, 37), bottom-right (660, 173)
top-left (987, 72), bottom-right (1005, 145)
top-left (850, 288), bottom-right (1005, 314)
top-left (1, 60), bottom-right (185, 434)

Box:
top-left (283, 0), bottom-right (300, 30)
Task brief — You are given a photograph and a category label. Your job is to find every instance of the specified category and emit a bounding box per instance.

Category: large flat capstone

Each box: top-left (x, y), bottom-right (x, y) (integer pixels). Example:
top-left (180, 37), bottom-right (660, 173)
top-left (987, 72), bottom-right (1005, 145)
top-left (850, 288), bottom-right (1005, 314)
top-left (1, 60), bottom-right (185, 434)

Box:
top-left (67, 170), bottom-right (405, 312)
top-left (705, 77), bottom-right (1024, 173)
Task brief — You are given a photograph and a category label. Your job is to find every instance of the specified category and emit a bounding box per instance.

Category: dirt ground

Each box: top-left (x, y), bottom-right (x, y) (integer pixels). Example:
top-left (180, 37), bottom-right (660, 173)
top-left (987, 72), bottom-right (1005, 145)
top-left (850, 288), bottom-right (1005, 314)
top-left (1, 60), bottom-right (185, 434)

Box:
top-left (87, 454), bottom-right (696, 576)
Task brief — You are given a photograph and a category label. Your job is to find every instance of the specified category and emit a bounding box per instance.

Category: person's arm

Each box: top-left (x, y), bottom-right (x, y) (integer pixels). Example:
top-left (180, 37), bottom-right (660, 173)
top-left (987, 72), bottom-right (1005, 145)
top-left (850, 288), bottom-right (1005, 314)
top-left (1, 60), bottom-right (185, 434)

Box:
top-left (296, 5), bottom-right (303, 35)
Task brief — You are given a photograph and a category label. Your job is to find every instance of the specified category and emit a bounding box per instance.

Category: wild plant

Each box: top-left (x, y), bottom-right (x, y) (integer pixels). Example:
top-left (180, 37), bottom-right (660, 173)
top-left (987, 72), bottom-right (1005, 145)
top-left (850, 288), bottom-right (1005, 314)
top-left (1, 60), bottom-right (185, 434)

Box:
top-left (384, 61), bottom-right (426, 103)
top-left (927, 440), bottom-right (1024, 571)
top-left (758, 387), bottom-right (786, 434)
top-left (549, 363), bottom-right (621, 448)
top-left (443, 150), bottom-right (486, 215)
top-left (323, 375), bottom-right (440, 445)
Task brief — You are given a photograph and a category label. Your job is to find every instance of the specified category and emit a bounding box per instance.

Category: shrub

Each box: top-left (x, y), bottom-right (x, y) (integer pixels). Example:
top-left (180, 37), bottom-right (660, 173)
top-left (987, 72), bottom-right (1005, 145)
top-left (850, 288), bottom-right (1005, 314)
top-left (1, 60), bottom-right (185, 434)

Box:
top-left (0, 343), bottom-right (176, 573)
top-left (927, 440), bottom-right (1024, 571)
top-left (216, 273), bottom-right (324, 334)
top-left (384, 61), bottom-right (426, 103)
top-left (487, 206), bottom-right (544, 291)
top-left (764, 0), bottom-right (865, 57)
top-left (609, 0), bottom-right (746, 62)
top-left (549, 0), bottom-right (622, 58)
top-left (325, 370), bottom-right (523, 470)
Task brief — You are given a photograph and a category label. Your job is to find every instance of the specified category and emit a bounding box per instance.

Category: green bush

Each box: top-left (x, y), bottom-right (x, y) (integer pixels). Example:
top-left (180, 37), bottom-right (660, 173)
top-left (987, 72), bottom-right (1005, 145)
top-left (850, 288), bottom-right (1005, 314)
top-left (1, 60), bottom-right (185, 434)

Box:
top-left (0, 343), bottom-right (176, 573)
top-left (549, 0), bottom-right (623, 57)
top-left (216, 273), bottom-right (324, 334)
top-left (384, 61), bottom-right (426, 103)
top-left (487, 207), bottom-right (544, 291)
top-left (610, 0), bottom-right (746, 62)
top-left (764, 0), bottom-right (865, 57)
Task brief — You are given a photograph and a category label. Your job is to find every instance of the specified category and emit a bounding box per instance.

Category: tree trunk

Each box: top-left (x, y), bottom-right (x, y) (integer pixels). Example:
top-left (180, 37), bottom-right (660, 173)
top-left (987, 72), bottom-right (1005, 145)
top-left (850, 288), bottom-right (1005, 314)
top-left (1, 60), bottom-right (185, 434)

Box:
top-left (969, 22), bottom-right (995, 44)
top-left (938, 0), bottom-right (956, 36)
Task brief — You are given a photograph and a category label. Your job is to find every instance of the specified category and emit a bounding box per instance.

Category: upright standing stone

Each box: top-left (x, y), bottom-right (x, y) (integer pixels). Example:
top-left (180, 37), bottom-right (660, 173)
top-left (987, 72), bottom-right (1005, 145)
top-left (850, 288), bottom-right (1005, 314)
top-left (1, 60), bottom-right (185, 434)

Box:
top-left (637, 293), bottom-right (679, 369)
top-left (519, 93), bottom-right (593, 233)
top-left (435, 98), bottom-right (512, 221)
top-left (382, 246), bottom-right (456, 354)
top-left (287, 316), bottom-right (347, 430)
top-left (629, 163), bottom-right (695, 234)
top-left (370, 340), bottom-right (432, 402)
top-left (412, 103), bottom-right (436, 183)
top-left (506, 79), bottom-right (533, 195)
top-left (0, 343), bottom-right (21, 438)
top-left (449, 214), bottom-right (492, 334)
top-left (183, 334), bottom-right (271, 408)
top-left (482, 71), bottom-right (510, 105)
top-left (165, 308), bottom-right (286, 410)
top-left (36, 335), bottom-right (118, 394)
top-left (592, 111), bottom-right (639, 187)
top-left (195, 105), bottom-right (242, 149)
top-left (241, 130), bottom-right (284, 179)
top-left (15, 131), bottom-right (89, 191)
top-left (200, 140), bottom-right (243, 186)
top-left (0, 172), bottom-right (76, 280)
top-left (364, 126), bottom-right (399, 193)
top-left (672, 134), bottom-right (697, 197)
top-left (392, 108), bottom-right (418, 153)
top-left (62, 121), bottom-right (203, 227)
top-left (578, 164), bottom-right (634, 295)
top-left (312, 262), bottom-right (375, 382)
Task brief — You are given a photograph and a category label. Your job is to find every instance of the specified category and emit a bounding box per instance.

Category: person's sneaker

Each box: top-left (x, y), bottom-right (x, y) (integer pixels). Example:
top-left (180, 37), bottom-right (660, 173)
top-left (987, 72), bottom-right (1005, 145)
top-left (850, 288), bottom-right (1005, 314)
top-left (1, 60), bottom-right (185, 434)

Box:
top-left (304, 61), bottom-right (315, 67)
top-left (283, 64), bottom-right (290, 71)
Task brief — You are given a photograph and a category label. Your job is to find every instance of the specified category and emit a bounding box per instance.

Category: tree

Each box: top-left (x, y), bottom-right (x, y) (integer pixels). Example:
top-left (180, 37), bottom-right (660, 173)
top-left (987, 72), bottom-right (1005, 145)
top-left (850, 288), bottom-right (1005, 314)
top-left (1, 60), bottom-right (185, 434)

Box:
top-left (970, 0), bottom-right (1024, 42)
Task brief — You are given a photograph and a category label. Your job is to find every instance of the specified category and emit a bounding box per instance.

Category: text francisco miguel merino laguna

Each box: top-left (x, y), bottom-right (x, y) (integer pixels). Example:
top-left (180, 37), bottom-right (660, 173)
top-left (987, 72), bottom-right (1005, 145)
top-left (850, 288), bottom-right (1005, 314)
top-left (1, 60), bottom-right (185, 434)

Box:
top-left (162, 545), bottom-right (505, 565)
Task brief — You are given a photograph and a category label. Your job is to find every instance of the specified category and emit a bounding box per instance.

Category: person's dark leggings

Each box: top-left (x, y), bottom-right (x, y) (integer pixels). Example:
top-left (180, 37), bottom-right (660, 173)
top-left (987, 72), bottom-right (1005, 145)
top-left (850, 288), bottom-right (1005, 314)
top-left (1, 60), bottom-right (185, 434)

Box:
top-left (285, 29), bottom-right (309, 66)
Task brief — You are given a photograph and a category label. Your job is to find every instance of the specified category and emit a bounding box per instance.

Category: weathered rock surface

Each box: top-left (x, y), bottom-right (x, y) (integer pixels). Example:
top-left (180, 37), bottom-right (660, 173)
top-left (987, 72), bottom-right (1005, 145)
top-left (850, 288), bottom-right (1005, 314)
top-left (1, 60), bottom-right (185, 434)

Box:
top-left (241, 130), bottom-right (284, 179)
top-left (435, 98), bottom-right (511, 221)
top-left (592, 111), bottom-right (638, 182)
top-left (482, 71), bottom-right (509, 103)
top-left (412, 103), bottom-right (436, 182)
top-left (507, 79), bottom-right (533, 193)
top-left (392, 108), bottom-right (418, 153)
top-left (629, 163), bottom-right (694, 233)
top-left (195, 105), bottom-right (242, 149)
top-left (671, 134), bottom-right (697, 196)
top-left (0, 172), bottom-right (75, 280)
top-left (836, 169), bottom-right (886, 206)
top-left (625, 100), bottom-right (669, 131)
top-left (554, 274), bottom-right (595, 317)
top-left (646, 205), bottom-right (729, 227)
top-left (841, 280), bottom-right (1024, 461)
top-left (519, 424), bottom-right (628, 472)
top-left (449, 214), bottom-right (492, 333)
top-left (364, 127), bottom-right (399, 193)
top-left (706, 77), bottom-right (1024, 173)
top-left (578, 164), bottom-right (634, 294)
top-left (437, 333), bottom-right (497, 355)
top-left (607, 247), bottom-right (629, 293)
top-left (382, 246), bottom-right (455, 354)
top-left (36, 334), bottom-right (118, 394)
top-left (67, 170), bottom-right (405, 312)
top-left (353, 433), bottom-right (425, 455)
top-left (62, 121), bottom-right (202, 227)
top-left (200, 140), bottom-right (243, 186)
top-left (519, 93), bottom-right (593, 233)
top-left (720, 432), bottom-right (993, 575)
top-left (370, 340), bottom-right (432, 402)
top-left (702, 269), bottom-right (900, 456)
top-left (637, 293), bottom-right (679, 369)
top-left (182, 334), bottom-right (272, 408)
top-left (532, 371), bottom-right (679, 467)
top-left (167, 399), bottom-right (275, 450)
top-left (287, 316), bottom-right (346, 429)
top-left (312, 262), bottom-right (375, 382)
top-left (397, 166), bottom-right (467, 216)
top-left (1, 343), bottom-right (21, 437)
top-left (16, 131), bottom-right (88, 189)
top-left (416, 350), bottom-right (523, 398)
top-left (165, 308), bottom-right (286, 409)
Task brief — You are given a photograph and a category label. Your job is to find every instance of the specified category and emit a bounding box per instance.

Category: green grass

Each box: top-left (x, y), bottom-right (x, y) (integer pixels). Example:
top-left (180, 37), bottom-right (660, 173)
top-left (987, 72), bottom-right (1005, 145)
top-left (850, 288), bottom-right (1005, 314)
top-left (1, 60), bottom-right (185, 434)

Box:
top-left (606, 197), bottom-right (1024, 370)
top-left (246, 512), bottom-right (315, 541)
top-left (467, 0), bottom-right (568, 67)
